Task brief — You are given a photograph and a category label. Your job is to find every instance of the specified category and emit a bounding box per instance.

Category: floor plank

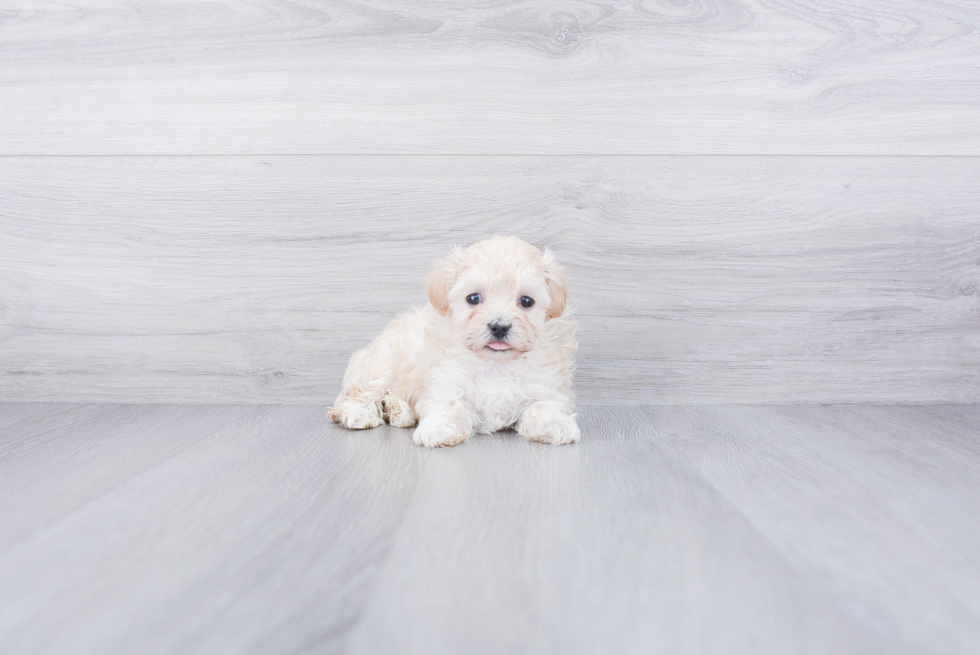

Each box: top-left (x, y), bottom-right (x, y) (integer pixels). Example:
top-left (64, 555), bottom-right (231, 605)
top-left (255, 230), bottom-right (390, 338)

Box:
top-left (0, 406), bottom-right (423, 655)
top-left (644, 405), bottom-right (980, 653)
top-left (0, 404), bottom-right (977, 654)
top-left (1, 0), bottom-right (978, 154)
top-left (0, 403), bottom-right (90, 433)
top-left (0, 404), bottom-right (258, 549)
top-left (2, 156), bottom-right (977, 404)
top-left (346, 406), bottom-right (872, 655)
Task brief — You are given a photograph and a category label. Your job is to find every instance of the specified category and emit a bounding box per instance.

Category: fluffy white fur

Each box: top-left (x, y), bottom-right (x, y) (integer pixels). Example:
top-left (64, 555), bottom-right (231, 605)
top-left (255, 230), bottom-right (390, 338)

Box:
top-left (329, 236), bottom-right (579, 448)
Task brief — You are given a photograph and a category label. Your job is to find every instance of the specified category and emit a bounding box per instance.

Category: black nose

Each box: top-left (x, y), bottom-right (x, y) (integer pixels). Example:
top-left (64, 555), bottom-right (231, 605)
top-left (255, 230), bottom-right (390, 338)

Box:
top-left (488, 321), bottom-right (511, 340)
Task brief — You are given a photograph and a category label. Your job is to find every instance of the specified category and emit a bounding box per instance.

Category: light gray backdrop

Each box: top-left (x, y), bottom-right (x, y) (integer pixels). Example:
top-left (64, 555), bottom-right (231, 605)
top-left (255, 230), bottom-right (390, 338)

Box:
top-left (1, 0), bottom-right (978, 404)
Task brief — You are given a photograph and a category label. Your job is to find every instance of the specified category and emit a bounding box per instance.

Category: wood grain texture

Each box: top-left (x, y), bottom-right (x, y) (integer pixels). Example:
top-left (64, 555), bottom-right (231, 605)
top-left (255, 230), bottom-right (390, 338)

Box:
top-left (1, 0), bottom-right (979, 154)
top-left (346, 405), bottom-right (873, 655)
top-left (0, 402), bottom-right (86, 432)
top-left (1, 403), bottom-right (978, 654)
top-left (0, 404), bottom-right (256, 549)
top-left (644, 405), bottom-right (980, 653)
top-left (0, 404), bottom-right (424, 655)
top-left (2, 156), bottom-right (977, 404)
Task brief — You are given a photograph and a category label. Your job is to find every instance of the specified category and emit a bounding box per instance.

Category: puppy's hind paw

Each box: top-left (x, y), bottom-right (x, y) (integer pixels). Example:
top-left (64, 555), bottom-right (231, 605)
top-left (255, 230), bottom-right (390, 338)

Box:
top-left (519, 402), bottom-right (580, 445)
top-left (329, 400), bottom-right (383, 430)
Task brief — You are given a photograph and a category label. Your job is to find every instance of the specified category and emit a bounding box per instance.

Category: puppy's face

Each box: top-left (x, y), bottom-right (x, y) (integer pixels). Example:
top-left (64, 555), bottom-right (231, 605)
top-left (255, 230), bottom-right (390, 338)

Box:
top-left (427, 237), bottom-right (568, 361)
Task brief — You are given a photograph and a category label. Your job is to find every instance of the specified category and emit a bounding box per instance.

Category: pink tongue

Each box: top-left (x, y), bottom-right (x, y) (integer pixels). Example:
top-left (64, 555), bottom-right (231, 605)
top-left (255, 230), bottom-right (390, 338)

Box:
top-left (487, 341), bottom-right (512, 351)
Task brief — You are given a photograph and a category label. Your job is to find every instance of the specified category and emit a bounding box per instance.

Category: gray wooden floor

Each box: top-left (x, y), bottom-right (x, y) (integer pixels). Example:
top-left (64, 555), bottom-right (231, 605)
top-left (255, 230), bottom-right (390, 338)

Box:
top-left (1, 403), bottom-right (977, 654)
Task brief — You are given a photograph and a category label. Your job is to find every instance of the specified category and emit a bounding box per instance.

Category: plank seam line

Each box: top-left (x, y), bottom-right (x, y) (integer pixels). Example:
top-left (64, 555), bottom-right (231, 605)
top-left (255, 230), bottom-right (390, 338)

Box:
top-left (2, 154), bottom-right (980, 159)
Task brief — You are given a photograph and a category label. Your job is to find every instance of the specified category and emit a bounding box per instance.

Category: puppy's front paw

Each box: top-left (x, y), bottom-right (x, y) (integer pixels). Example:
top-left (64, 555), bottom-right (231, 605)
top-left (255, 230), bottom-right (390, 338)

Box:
top-left (382, 394), bottom-right (417, 428)
top-left (413, 416), bottom-right (470, 448)
top-left (329, 400), bottom-right (383, 430)
top-left (519, 402), bottom-right (580, 445)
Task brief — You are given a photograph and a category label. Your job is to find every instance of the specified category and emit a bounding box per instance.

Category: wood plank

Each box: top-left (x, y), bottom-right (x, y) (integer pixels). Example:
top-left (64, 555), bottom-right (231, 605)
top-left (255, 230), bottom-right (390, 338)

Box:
top-left (0, 404), bottom-right (107, 447)
top-left (345, 405), bottom-right (874, 654)
top-left (1, 156), bottom-right (976, 404)
top-left (0, 403), bottom-right (87, 433)
top-left (1, 1), bottom-right (979, 154)
top-left (0, 405), bottom-right (424, 655)
top-left (0, 404), bottom-right (257, 549)
top-left (0, 404), bottom-right (976, 653)
top-left (642, 405), bottom-right (980, 653)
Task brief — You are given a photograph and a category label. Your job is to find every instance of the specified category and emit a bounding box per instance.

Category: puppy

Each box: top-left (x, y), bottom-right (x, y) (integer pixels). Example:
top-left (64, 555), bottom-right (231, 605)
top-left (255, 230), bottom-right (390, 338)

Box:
top-left (329, 236), bottom-right (579, 448)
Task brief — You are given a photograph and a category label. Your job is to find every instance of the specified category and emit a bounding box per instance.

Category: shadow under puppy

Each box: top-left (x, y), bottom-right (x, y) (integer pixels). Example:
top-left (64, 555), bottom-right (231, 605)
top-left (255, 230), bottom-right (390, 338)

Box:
top-left (329, 236), bottom-right (579, 448)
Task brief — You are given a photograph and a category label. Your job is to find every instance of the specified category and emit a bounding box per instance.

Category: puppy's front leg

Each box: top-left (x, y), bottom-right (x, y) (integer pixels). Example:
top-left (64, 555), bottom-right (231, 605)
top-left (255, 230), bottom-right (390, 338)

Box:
top-left (518, 400), bottom-right (580, 446)
top-left (413, 400), bottom-right (473, 448)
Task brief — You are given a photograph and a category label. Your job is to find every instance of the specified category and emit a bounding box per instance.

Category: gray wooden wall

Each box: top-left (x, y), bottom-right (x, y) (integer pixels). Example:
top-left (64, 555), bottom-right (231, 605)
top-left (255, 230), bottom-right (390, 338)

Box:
top-left (1, 0), bottom-right (978, 404)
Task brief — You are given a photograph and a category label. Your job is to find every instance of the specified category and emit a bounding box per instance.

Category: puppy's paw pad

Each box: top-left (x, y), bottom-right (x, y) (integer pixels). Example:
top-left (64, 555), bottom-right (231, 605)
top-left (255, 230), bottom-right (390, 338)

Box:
top-left (330, 403), bottom-right (382, 430)
top-left (413, 421), bottom-right (469, 448)
top-left (520, 408), bottom-right (580, 446)
top-left (382, 395), bottom-right (417, 428)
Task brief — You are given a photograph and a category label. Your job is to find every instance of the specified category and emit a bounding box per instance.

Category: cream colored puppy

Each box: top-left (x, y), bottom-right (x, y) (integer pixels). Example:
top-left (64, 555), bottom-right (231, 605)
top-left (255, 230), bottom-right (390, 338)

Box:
top-left (329, 236), bottom-right (579, 448)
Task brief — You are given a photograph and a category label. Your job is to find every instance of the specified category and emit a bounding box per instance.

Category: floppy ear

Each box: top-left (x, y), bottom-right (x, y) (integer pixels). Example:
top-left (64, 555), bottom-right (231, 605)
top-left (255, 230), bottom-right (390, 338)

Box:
top-left (426, 247), bottom-right (462, 316)
top-left (542, 248), bottom-right (568, 319)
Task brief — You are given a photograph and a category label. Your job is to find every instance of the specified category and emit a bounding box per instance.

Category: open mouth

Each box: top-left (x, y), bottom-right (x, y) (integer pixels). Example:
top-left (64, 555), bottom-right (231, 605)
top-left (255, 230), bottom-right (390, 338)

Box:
top-left (485, 341), bottom-right (513, 352)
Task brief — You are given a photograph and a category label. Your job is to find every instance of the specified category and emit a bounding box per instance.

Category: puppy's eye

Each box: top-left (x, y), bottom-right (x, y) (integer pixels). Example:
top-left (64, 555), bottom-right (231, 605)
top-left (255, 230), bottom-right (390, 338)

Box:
top-left (519, 296), bottom-right (535, 308)
top-left (466, 293), bottom-right (482, 305)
